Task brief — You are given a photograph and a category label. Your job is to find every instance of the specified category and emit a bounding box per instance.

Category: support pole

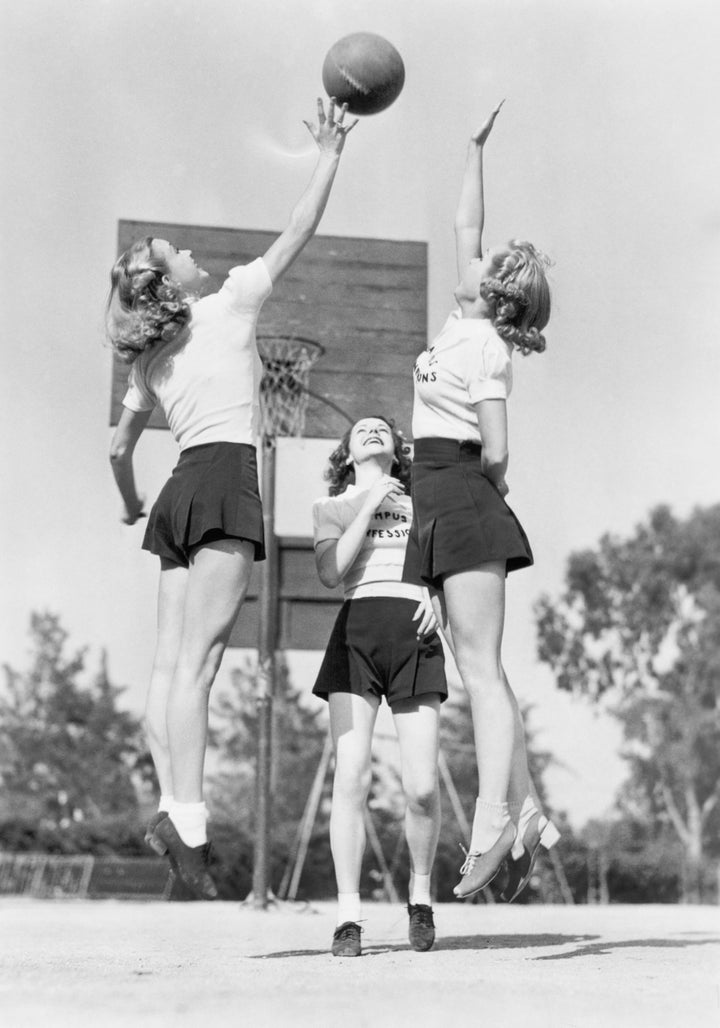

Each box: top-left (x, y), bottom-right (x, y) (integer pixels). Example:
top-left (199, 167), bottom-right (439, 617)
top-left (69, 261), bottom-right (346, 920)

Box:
top-left (252, 438), bottom-right (279, 909)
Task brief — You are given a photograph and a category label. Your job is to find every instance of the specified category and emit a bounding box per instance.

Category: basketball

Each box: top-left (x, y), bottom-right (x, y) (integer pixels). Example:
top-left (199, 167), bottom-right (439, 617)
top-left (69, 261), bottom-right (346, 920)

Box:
top-left (322, 32), bottom-right (405, 116)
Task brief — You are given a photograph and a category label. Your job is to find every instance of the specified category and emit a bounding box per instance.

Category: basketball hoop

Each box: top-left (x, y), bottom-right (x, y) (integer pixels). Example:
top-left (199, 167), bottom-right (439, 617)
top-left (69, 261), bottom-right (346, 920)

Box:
top-left (257, 334), bottom-right (325, 441)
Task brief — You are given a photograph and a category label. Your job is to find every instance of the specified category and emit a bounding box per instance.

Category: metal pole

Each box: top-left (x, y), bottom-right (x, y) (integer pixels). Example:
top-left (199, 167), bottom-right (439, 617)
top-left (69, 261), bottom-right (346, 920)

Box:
top-left (252, 437), bottom-right (279, 908)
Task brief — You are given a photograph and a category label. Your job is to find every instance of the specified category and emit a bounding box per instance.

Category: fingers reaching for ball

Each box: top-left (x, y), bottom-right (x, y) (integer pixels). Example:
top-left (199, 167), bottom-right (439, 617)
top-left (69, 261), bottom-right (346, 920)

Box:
top-left (304, 98), bottom-right (359, 155)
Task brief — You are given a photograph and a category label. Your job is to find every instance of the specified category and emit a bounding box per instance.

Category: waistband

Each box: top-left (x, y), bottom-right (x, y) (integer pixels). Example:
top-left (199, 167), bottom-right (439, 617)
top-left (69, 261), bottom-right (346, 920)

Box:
top-left (177, 441), bottom-right (257, 465)
top-left (413, 437), bottom-right (483, 462)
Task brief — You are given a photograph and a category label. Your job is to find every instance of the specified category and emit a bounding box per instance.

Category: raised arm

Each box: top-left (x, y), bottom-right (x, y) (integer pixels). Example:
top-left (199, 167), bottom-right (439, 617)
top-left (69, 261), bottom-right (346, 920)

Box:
top-left (454, 101), bottom-right (504, 279)
top-left (262, 99), bottom-right (357, 285)
top-left (109, 406), bottom-right (152, 524)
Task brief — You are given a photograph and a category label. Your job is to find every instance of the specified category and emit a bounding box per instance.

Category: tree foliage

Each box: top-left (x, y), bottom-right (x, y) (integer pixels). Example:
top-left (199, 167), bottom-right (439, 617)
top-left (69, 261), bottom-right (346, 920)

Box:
top-left (535, 504), bottom-right (720, 901)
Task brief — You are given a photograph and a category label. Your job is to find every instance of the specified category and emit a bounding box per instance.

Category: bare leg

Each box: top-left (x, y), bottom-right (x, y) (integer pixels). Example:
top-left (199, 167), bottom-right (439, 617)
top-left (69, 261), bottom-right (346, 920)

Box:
top-left (145, 558), bottom-right (188, 797)
top-left (328, 692), bottom-right (379, 897)
top-left (392, 695), bottom-right (441, 889)
top-left (441, 563), bottom-right (517, 848)
top-left (166, 538), bottom-right (255, 803)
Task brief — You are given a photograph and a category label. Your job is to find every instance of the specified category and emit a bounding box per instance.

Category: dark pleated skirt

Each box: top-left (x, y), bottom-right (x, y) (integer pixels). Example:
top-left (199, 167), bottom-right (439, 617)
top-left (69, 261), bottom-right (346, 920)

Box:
top-left (142, 441), bottom-right (265, 567)
top-left (403, 437), bottom-right (533, 588)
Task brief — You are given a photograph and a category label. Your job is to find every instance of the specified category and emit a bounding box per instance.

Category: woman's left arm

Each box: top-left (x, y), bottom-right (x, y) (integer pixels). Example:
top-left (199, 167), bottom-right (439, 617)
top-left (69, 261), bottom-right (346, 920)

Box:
top-left (473, 398), bottom-right (509, 496)
top-left (109, 406), bottom-right (152, 523)
top-left (454, 102), bottom-right (504, 277)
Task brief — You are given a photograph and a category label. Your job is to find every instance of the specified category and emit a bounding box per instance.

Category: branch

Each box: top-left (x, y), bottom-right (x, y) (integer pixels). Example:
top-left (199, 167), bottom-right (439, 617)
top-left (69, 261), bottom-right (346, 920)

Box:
top-left (701, 793), bottom-right (718, 827)
top-left (659, 781), bottom-right (691, 847)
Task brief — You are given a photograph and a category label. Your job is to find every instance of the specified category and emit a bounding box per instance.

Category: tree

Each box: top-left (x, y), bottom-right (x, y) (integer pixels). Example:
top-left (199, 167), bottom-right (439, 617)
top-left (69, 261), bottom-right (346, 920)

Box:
top-left (0, 612), bottom-right (151, 836)
top-left (535, 504), bottom-right (720, 902)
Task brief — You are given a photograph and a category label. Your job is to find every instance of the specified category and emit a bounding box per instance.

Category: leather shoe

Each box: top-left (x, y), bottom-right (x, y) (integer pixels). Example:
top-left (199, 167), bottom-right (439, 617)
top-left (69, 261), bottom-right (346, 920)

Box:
top-left (500, 813), bottom-right (559, 903)
top-left (152, 815), bottom-right (218, 901)
top-left (453, 821), bottom-right (517, 899)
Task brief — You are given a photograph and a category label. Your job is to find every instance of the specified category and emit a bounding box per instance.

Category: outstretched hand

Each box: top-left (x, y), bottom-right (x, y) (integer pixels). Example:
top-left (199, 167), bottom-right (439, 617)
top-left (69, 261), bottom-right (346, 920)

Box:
top-left (471, 100), bottom-right (505, 147)
top-left (304, 98), bottom-right (358, 156)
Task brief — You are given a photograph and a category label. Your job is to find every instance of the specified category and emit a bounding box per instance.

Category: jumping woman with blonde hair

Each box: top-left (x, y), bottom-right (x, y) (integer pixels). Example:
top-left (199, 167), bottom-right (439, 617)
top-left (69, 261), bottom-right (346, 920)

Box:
top-left (107, 99), bottom-right (356, 899)
top-left (405, 103), bottom-right (559, 902)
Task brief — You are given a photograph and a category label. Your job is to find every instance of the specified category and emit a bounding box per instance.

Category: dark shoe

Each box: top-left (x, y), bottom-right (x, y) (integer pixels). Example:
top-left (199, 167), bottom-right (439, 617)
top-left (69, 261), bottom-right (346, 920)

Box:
top-left (145, 811), bottom-right (169, 856)
top-left (331, 921), bottom-right (362, 957)
top-left (453, 821), bottom-right (517, 900)
top-left (407, 903), bottom-right (435, 952)
top-left (500, 814), bottom-right (560, 903)
top-left (153, 815), bottom-right (218, 901)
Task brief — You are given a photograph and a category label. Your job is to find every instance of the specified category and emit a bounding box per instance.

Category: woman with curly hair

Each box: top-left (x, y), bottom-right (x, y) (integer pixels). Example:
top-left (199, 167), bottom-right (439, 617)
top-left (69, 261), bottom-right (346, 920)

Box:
top-left (312, 416), bottom-right (447, 956)
top-left (405, 103), bottom-right (559, 903)
top-left (107, 99), bottom-right (356, 899)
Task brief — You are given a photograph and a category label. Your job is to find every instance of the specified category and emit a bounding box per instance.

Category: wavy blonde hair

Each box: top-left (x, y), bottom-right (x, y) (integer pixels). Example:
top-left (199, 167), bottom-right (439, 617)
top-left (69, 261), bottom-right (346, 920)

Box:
top-left (481, 240), bottom-right (552, 355)
top-left (105, 237), bottom-right (192, 363)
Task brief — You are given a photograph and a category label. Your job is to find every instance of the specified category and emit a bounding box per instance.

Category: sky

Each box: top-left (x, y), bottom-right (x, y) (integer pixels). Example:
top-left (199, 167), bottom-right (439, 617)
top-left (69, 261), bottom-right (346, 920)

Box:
top-left (1, 0), bottom-right (719, 831)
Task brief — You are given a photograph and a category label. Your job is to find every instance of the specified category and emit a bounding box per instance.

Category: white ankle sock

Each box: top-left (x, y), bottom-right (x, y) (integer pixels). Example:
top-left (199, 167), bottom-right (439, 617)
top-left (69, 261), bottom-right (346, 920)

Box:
top-left (158, 794), bottom-right (174, 814)
top-left (170, 801), bottom-right (208, 847)
top-left (337, 892), bottom-right (361, 926)
top-left (511, 796), bottom-right (538, 859)
top-left (470, 799), bottom-right (511, 854)
top-left (409, 872), bottom-right (432, 907)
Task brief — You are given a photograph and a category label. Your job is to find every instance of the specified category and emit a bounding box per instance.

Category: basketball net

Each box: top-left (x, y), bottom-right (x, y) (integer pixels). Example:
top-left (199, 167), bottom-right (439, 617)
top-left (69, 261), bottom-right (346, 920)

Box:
top-left (257, 334), bottom-right (324, 441)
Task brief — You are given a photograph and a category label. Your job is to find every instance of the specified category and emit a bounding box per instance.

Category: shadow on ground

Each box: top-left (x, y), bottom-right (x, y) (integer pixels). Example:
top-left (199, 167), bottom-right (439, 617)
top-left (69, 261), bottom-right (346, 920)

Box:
top-left (251, 931), bottom-right (720, 961)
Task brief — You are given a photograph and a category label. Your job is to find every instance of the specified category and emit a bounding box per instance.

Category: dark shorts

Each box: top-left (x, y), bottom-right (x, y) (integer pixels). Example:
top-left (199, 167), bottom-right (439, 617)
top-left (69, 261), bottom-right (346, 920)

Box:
top-left (312, 597), bottom-right (448, 707)
top-left (403, 437), bottom-right (533, 589)
top-left (142, 441), bottom-right (265, 568)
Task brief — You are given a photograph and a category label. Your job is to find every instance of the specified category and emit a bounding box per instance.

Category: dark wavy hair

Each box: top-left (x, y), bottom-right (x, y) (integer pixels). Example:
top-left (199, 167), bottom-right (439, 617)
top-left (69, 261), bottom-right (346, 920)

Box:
top-left (480, 240), bottom-right (552, 355)
top-left (324, 415), bottom-right (412, 496)
top-left (105, 237), bottom-right (193, 363)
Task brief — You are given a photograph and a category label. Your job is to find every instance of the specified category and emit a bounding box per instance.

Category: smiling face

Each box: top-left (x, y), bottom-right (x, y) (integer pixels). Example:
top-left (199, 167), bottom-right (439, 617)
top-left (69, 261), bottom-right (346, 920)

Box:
top-left (152, 238), bottom-right (209, 292)
top-left (347, 417), bottom-right (395, 467)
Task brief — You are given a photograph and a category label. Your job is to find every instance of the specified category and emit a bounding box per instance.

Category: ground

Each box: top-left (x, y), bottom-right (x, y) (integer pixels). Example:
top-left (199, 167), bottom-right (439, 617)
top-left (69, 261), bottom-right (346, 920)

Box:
top-left (1, 899), bottom-right (718, 1027)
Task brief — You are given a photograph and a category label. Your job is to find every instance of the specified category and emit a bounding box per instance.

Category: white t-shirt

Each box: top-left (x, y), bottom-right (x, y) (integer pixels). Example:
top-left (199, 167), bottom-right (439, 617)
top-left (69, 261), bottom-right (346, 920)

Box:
top-left (412, 309), bottom-right (513, 442)
top-left (312, 483), bottom-right (423, 602)
top-left (122, 258), bottom-right (273, 451)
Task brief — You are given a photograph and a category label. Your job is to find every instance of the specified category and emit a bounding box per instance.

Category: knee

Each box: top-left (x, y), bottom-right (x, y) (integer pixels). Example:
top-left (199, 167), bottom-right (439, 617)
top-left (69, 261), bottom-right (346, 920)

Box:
top-left (404, 776), bottom-right (438, 816)
top-left (173, 653), bottom-right (222, 697)
top-left (333, 760), bottom-right (372, 804)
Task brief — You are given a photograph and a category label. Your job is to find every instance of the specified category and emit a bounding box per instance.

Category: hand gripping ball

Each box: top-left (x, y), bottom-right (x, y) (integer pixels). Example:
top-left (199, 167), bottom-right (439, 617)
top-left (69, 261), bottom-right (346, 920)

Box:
top-left (322, 32), bottom-right (405, 116)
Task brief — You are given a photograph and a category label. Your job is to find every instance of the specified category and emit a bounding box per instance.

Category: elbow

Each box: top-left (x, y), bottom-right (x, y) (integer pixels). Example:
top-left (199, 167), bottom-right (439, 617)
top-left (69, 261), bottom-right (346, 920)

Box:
top-left (109, 441), bottom-right (129, 466)
top-left (318, 569), bottom-right (340, 590)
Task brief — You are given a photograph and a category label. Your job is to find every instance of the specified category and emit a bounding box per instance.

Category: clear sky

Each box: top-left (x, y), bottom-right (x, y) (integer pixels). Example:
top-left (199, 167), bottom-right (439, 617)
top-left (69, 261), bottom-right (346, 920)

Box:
top-left (2, 0), bottom-right (719, 829)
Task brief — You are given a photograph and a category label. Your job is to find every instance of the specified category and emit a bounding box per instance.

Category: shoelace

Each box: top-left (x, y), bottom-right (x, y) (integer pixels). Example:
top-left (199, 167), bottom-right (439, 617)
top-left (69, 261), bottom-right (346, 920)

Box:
top-left (458, 843), bottom-right (481, 876)
top-left (411, 906), bottom-right (434, 926)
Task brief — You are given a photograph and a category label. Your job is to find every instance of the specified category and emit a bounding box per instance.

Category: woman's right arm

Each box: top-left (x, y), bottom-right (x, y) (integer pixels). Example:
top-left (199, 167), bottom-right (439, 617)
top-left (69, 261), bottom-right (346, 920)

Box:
top-left (109, 406), bottom-right (152, 523)
top-left (261, 99), bottom-right (357, 286)
top-left (315, 477), bottom-right (402, 588)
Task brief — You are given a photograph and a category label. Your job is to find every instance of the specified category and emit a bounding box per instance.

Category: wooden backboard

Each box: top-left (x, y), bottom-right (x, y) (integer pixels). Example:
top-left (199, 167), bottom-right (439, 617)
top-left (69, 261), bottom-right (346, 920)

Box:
top-left (109, 220), bottom-right (427, 439)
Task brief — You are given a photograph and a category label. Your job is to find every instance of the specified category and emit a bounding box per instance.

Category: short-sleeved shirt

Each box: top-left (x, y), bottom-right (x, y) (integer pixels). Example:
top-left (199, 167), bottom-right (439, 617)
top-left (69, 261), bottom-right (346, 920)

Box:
top-left (412, 309), bottom-right (512, 442)
top-left (313, 483), bottom-right (423, 602)
top-left (122, 258), bottom-right (273, 451)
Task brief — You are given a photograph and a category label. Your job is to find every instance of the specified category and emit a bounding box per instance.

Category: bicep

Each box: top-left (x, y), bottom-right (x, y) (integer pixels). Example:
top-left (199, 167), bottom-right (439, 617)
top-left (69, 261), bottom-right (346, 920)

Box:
top-left (473, 399), bottom-right (507, 458)
top-left (262, 228), bottom-right (306, 286)
top-left (455, 228), bottom-right (481, 281)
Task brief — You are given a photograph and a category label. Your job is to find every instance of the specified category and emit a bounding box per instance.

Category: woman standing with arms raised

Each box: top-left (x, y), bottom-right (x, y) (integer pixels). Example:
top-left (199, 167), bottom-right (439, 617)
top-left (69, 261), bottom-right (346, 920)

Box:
top-left (106, 100), bottom-right (356, 899)
top-left (406, 103), bottom-right (558, 901)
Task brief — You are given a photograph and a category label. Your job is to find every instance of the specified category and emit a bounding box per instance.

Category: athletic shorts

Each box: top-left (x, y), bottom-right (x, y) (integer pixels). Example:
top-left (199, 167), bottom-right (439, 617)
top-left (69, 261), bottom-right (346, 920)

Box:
top-left (403, 437), bottom-right (533, 589)
top-left (312, 596), bottom-right (448, 707)
top-left (142, 441), bottom-right (265, 568)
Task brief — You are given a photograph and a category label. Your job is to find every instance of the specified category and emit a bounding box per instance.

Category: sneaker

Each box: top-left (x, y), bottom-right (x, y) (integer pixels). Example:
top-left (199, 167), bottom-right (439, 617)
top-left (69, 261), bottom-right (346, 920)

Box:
top-left (453, 821), bottom-right (517, 900)
top-left (331, 921), bottom-right (362, 957)
top-left (153, 815), bottom-right (218, 901)
top-left (407, 903), bottom-right (435, 952)
top-left (145, 811), bottom-right (169, 856)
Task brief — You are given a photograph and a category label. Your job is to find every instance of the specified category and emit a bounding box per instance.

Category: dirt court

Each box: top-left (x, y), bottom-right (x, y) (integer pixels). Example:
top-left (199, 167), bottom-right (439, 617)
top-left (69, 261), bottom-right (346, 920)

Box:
top-left (1, 898), bottom-right (718, 1028)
